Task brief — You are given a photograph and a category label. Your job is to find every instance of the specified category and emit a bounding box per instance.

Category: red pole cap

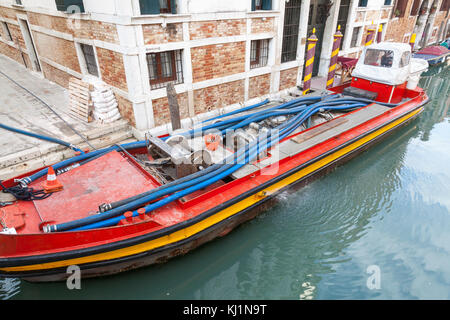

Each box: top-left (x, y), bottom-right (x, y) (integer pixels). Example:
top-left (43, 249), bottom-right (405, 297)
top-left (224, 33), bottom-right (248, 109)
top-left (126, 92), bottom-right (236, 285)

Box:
top-left (124, 211), bottom-right (134, 223)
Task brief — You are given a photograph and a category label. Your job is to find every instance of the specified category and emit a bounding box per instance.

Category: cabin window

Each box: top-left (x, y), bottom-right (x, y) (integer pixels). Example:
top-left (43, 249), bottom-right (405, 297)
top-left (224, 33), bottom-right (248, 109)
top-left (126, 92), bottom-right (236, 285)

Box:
top-left (79, 43), bottom-right (99, 77)
top-left (364, 49), bottom-right (394, 68)
top-left (250, 39), bottom-right (269, 69)
top-left (252, 0), bottom-right (272, 11)
top-left (140, 0), bottom-right (176, 14)
top-left (350, 27), bottom-right (361, 48)
top-left (147, 50), bottom-right (184, 89)
top-left (399, 51), bottom-right (411, 68)
top-left (384, 0), bottom-right (393, 5)
top-left (55, 0), bottom-right (85, 13)
top-left (1, 22), bottom-right (13, 41)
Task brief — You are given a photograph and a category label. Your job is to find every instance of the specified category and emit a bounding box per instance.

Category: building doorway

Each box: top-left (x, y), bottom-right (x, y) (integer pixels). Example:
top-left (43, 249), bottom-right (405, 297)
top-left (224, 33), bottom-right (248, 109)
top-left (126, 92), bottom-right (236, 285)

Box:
top-left (337, 0), bottom-right (351, 48)
top-left (18, 18), bottom-right (41, 72)
top-left (307, 0), bottom-right (329, 76)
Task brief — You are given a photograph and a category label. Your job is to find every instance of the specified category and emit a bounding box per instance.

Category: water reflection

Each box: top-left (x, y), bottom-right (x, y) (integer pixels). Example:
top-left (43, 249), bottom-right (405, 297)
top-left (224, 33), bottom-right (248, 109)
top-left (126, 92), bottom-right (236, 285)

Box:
top-left (2, 64), bottom-right (449, 300)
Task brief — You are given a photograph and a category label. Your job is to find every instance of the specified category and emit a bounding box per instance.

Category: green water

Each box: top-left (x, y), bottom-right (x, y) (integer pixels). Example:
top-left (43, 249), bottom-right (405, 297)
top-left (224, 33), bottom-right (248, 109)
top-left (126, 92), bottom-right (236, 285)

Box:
top-left (1, 64), bottom-right (449, 300)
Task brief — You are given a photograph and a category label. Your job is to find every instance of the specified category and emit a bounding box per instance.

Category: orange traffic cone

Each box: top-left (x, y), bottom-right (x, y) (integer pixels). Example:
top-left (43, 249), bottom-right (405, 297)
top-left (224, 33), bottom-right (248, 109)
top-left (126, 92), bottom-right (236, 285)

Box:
top-left (43, 166), bottom-right (64, 193)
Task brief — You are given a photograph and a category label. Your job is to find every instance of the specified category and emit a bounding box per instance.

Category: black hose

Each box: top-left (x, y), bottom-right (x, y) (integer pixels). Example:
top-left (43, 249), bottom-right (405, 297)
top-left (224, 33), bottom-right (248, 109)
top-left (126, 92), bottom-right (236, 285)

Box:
top-left (0, 180), bottom-right (51, 201)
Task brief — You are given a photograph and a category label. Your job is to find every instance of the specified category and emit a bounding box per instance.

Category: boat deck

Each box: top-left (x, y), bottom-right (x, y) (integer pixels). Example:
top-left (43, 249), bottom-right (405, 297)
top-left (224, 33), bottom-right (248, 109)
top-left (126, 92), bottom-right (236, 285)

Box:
top-left (232, 102), bottom-right (391, 179)
top-left (0, 91), bottom-right (421, 238)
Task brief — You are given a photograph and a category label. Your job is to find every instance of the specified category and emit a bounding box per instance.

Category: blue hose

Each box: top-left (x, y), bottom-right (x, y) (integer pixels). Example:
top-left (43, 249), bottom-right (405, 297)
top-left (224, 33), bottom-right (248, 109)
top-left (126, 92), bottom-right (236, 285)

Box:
top-left (0, 123), bottom-right (85, 154)
top-left (201, 99), bottom-right (271, 123)
top-left (44, 96), bottom-right (383, 232)
top-left (65, 101), bottom-right (361, 231)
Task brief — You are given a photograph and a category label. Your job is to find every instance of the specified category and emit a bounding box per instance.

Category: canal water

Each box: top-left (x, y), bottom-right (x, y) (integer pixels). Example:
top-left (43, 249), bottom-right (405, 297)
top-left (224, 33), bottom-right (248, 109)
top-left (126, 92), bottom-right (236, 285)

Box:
top-left (1, 63), bottom-right (449, 300)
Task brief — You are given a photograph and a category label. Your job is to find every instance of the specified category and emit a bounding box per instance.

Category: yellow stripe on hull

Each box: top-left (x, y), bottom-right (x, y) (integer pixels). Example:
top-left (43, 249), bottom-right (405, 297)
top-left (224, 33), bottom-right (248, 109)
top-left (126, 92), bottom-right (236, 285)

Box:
top-left (0, 107), bottom-right (423, 273)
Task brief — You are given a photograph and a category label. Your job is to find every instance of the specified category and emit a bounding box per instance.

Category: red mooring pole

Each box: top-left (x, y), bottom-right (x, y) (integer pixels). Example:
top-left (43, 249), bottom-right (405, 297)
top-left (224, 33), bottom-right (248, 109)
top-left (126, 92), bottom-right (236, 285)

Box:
top-left (303, 28), bottom-right (318, 95)
top-left (326, 25), bottom-right (343, 89)
top-left (376, 24), bottom-right (383, 43)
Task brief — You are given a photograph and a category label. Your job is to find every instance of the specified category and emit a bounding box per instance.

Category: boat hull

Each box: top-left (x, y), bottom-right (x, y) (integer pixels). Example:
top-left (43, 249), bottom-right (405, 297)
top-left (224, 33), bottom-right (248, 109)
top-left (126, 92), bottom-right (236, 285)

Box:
top-left (0, 102), bottom-right (427, 282)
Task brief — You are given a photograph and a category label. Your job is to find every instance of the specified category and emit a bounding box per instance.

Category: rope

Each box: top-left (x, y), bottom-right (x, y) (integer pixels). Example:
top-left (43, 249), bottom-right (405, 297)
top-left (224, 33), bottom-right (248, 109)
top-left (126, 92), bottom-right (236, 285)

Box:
top-left (0, 180), bottom-right (52, 201)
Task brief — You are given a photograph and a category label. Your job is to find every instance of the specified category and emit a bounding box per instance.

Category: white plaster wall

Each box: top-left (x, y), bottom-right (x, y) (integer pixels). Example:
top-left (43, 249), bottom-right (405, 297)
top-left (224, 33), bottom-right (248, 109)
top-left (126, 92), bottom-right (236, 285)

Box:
top-left (0, 0), bottom-right (57, 10)
top-left (83, 0), bottom-right (133, 15)
top-left (185, 0), bottom-right (250, 14)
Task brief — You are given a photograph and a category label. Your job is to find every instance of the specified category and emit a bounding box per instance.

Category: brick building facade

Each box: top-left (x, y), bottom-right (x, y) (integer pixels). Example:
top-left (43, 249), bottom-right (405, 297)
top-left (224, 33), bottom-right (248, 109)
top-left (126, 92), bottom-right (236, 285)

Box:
top-left (0, 0), bottom-right (448, 135)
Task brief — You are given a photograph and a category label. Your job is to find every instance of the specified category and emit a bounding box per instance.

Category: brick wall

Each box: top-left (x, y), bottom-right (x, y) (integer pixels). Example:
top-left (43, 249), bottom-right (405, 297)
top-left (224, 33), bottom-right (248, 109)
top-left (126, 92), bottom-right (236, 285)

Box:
top-left (251, 18), bottom-right (275, 34)
top-left (41, 61), bottom-right (73, 88)
top-left (115, 93), bottom-right (136, 127)
top-left (248, 74), bottom-right (270, 99)
top-left (32, 31), bottom-right (81, 72)
top-left (96, 47), bottom-right (128, 92)
top-left (0, 41), bottom-right (22, 64)
top-left (0, 6), bottom-right (17, 20)
top-left (189, 19), bottom-right (246, 40)
top-left (143, 23), bottom-right (183, 45)
top-left (191, 42), bottom-right (246, 82)
top-left (193, 80), bottom-right (244, 115)
top-left (7, 24), bottom-right (26, 49)
top-left (152, 92), bottom-right (189, 127)
top-left (430, 11), bottom-right (449, 43)
top-left (385, 1), bottom-right (417, 43)
top-left (27, 12), bottom-right (119, 44)
top-left (279, 68), bottom-right (298, 91)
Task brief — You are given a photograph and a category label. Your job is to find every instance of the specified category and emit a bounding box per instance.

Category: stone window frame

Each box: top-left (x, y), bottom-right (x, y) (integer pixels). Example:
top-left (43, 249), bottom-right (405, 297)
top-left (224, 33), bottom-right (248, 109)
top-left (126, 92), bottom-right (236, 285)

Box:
top-left (0, 21), bottom-right (13, 42)
top-left (250, 38), bottom-right (270, 69)
top-left (75, 41), bottom-right (101, 78)
top-left (146, 49), bottom-right (184, 90)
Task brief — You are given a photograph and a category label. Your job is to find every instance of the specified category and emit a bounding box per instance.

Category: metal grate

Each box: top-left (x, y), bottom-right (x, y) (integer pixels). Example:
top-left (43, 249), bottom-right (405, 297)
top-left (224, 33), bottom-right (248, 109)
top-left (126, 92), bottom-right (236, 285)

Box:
top-left (147, 49), bottom-right (184, 90)
top-left (80, 43), bottom-right (99, 77)
top-left (281, 0), bottom-right (302, 63)
top-left (250, 39), bottom-right (269, 69)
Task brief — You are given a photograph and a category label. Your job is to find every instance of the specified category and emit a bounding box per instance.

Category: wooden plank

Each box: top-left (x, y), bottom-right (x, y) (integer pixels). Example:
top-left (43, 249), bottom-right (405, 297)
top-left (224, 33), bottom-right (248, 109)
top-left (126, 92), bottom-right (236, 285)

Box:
top-left (69, 106), bottom-right (90, 117)
top-left (70, 97), bottom-right (92, 109)
top-left (70, 91), bottom-right (91, 103)
top-left (69, 82), bottom-right (92, 93)
top-left (291, 117), bottom-right (348, 144)
top-left (69, 78), bottom-right (92, 89)
top-left (69, 85), bottom-right (90, 98)
top-left (166, 82), bottom-right (181, 131)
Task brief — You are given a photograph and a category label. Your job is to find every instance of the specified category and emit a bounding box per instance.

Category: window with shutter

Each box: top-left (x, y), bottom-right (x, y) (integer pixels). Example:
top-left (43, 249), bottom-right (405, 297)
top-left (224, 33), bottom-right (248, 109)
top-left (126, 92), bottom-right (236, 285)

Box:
top-left (393, 0), bottom-right (408, 17)
top-left (252, 0), bottom-right (272, 11)
top-left (358, 0), bottom-right (368, 7)
top-left (140, 0), bottom-right (176, 14)
top-left (55, 0), bottom-right (85, 13)
top-left (410, 0), bottom-right (421, 16)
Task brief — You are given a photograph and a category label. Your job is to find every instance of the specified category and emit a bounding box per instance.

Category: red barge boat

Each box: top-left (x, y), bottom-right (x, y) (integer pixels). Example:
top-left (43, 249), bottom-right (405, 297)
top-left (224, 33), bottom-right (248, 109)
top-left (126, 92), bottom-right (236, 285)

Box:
top-left (0, 43), bottom-right (429, 282)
